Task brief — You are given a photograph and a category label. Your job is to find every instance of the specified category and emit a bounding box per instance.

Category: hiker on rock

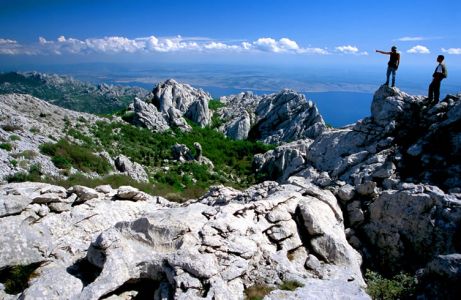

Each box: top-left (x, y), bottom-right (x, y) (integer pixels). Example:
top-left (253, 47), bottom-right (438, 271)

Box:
top-left (376, 46), bottom-right (400, 87)
top-left (428, 55), bottom-right (448, 105)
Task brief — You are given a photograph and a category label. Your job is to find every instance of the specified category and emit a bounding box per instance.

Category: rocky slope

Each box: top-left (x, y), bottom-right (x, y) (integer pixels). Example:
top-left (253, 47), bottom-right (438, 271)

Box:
top-left (0, 94), bottom-right (147, 183)
top-left (1, 82), bottom-right (461, 299)
top-left (254, 85), bottom-right (461, 297)
top-left (0, 72), bottom-right (149, 114)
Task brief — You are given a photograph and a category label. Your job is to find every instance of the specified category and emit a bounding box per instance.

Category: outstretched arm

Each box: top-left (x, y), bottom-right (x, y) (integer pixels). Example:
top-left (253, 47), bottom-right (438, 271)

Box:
top-left (376, 50), bottom-right (391, 55)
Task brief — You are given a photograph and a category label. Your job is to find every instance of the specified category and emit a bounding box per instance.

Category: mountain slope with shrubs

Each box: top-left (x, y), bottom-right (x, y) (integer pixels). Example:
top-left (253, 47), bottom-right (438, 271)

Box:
top-left (1, 75), bottom-right (460, 299)
top-left (0, 71), bottom-right (149, 114)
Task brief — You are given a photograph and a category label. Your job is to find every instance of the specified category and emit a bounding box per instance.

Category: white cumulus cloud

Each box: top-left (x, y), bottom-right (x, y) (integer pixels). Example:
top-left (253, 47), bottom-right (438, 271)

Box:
top-left (0, 38), bottom-right (33, 55)
top-left (0, 35), bottom-right (332, 56)
top-left (442, 48), bottom-right (461, 55)
top-left (397, 36), bottom-right (424, 42)
top-left (335, 45), bottom-right (368, 55)
top-left (407, 45), bottom-right (430, 54)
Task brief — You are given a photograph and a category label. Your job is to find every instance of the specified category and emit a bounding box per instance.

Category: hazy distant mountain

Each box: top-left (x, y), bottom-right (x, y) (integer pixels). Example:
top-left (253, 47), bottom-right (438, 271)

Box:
top-left (0, 71), bottom-right (149, 114)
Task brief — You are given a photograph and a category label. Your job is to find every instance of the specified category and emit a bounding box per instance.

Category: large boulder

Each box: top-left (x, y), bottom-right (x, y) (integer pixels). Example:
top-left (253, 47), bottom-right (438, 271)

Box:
top-left (114, 154), bottom-right (149, 183)
top-left (371, 85), bottom-right (426, 127)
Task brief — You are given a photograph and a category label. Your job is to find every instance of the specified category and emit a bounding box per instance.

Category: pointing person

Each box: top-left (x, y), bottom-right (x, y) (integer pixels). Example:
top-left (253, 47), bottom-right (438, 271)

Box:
top-left (376, 46), bottom-right (400, 87)
top-left (428, 55), bottom-right (448, 105)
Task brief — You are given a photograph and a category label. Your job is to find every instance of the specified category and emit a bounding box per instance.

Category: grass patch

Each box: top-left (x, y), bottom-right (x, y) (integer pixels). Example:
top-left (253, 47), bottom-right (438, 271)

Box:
top-left (12, 150), bottom-right (38, 160)
top-left (40, 139), bottom-right (111, 175)
top-left (0, 142), bottom-right (13, 151)
top-left (29, 127), bottom-right (40, 134)
top-left (365, 270), bottom-right (416, 300)
top-left (244, 284), bottom-right (274, 300)
top-left (279, 280), bottom-right (304, 291)
top-left (0, 262), bottom-right (42, 295)
top-left (8, 134), bottom-right (21, 141)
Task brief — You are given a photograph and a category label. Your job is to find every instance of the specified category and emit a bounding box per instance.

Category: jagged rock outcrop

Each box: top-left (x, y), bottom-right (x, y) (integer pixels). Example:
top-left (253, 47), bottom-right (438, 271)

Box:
top-left (133, 97), bottom-right (171, 132)
top-left (216, 90), bottom-right (326, 144)
top-left (251, 86), bottom-right (461, 296)
top-left (0, 179), bottom-right (367, 299)
top-left (152, 79), bottom-right (212, 127)
top-left (132, 79), bottom-right (213, 132)
top-left (171, 143), bottom-right (214, 168)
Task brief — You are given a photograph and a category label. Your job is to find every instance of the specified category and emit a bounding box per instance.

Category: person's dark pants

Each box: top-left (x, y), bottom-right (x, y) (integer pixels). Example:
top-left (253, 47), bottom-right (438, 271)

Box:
top-left (428, 78), bottom-right (442, 104)
top-left (386, 67), bottom-right (397, 86)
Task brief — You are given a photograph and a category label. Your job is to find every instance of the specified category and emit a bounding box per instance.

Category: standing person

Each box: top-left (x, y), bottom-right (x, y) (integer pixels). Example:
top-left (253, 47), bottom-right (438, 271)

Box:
top-left (428, 55), bottom-right (448, 105)
top-left (376, 46), bottom-right (400, 87)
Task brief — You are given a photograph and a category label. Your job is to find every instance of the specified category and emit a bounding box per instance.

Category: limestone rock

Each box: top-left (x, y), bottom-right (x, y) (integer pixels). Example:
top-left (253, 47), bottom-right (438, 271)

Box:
top-left (363, 187), bottom-right (461, 272)
top-left (114, 154), bottom-right (149, 183)
top-left (68, 185), bottom-right (99, 202)
top-left (215, 90), bottom-right (326, 144)
top-left (133, 97), bottom-right (170, 132)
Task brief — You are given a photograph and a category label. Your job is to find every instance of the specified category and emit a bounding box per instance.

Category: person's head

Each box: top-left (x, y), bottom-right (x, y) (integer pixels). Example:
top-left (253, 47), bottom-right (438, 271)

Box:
top-left (391, 46), bottom-right (397, 52)
top-left (437, 55), bottom-right (445, 63)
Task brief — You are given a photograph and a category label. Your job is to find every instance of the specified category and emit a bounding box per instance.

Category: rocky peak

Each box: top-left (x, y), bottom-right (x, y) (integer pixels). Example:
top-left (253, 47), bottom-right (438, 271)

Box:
top-left (215, 89), bottom-right (326, 144)
top-left (151, 79), bottom-right (212, 127)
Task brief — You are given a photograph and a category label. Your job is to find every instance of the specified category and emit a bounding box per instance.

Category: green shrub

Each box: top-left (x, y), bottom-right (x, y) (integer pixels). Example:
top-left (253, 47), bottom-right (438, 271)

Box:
top-left (10, 159), bottom-right (18, 167)
top-left (52, 156), bottom-right (72, 169)
top-left (1, 124), bottom-right (21, 132)
top-left (5, 172), bottom-right (29, 183)
top-left (365, 270), bottom-right (416, 300)
top-left (208, 99), bottom-right (225, 111)
top-left (40, 139), bottom-right (111, 174)
top-left (29, 127), bottom-right (40, 134)
top-left (279, 280), bottom-right (304, 291)
top-left (0, 263), bottom-right (42, 294)
top-left (8, 134), bottom-right (21, 141)
top-left (0, 143), bottom-right (13, 151)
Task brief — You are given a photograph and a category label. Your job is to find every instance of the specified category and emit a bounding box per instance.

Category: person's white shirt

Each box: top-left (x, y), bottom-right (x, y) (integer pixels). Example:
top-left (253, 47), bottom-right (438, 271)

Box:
top-left (436, 64), bottom-right (444, 73)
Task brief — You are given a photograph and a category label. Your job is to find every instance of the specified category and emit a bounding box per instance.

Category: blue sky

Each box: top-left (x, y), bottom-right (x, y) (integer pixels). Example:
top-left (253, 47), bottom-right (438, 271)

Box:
top-left (0, 0), bottom-right (460, 68)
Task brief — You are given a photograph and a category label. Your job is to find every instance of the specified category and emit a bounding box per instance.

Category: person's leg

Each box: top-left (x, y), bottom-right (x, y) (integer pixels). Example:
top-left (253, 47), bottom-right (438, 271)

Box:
top-left (434, 80), bottom-right (441, 103)
top-left (385, 67), bottom-right (390, 85)
top-left (428, 80), bottom-right (434, 100)
top-left (391, 68), bottom-right (396, 87)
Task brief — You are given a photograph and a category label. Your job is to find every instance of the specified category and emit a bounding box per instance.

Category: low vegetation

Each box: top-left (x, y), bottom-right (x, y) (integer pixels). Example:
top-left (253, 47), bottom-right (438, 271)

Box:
top-left (244, 284), bottom-right (275, 300)
top-left (24, 114), bottom-right (273, 201)
top-left (39, 139), bottom-right (111, 175)
top-left (365, 270), bottom-right (417, 300)
top-left (5, 164), bottom-right (43, 183)
top-left (0, 142), bottom-right (13, 151)
top-left (0, 263), bottom-right (42, 294)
